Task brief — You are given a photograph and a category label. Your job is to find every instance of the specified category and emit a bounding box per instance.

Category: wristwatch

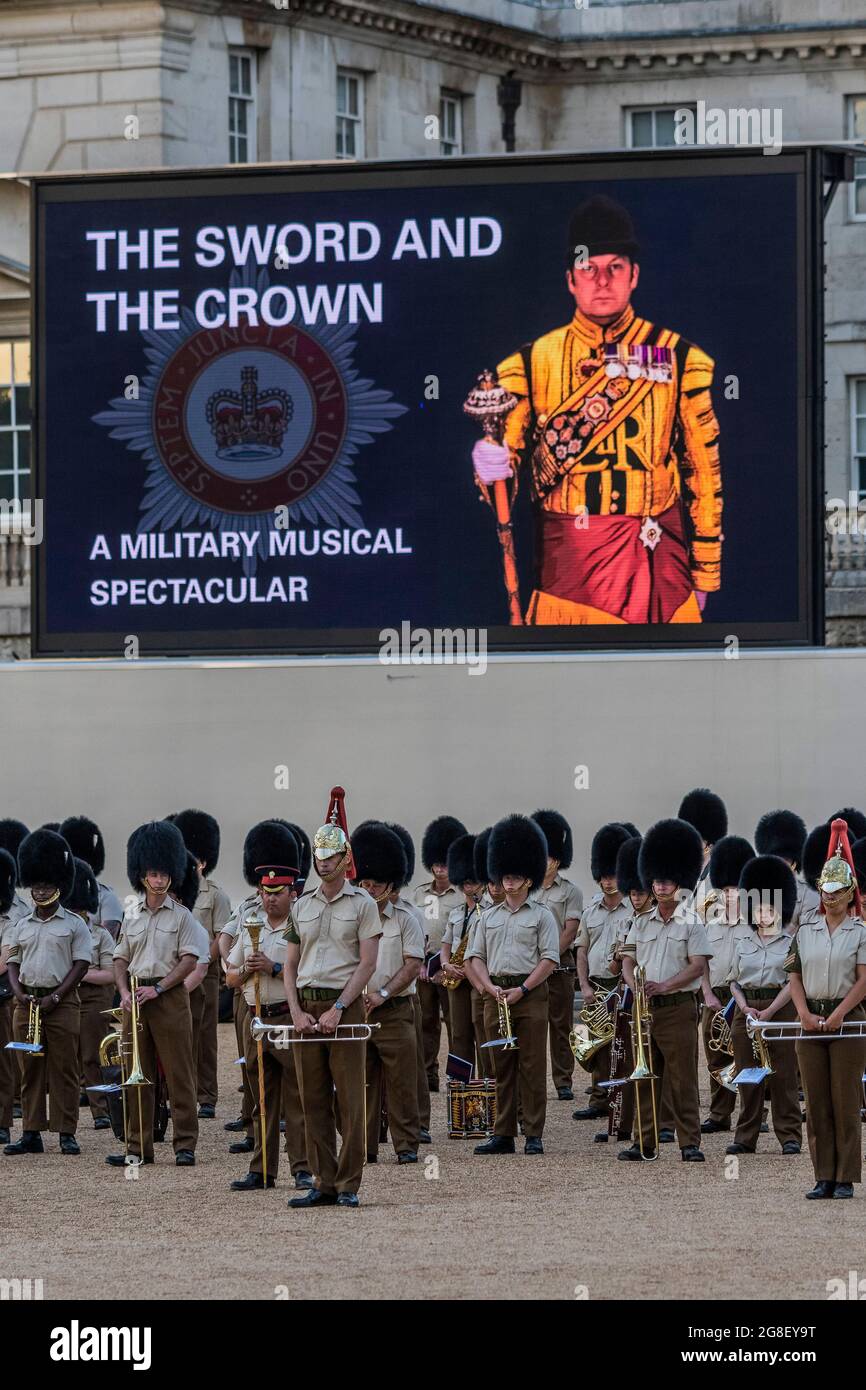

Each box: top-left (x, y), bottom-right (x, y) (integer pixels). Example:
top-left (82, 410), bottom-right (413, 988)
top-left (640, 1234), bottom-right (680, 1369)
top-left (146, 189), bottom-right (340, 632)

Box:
top-left (380, 987), bottom-right (390, 1000)
top-left (335, 1000), bottom-right (347, 1012)
top-left (154, 984), bottom-right (164, 996)
top-left (51, 992), bottom-right (61, 1005)
top-left (520, 984), bottom-right (530, 997)
top-left (271, 962), bottom-right (283, 977)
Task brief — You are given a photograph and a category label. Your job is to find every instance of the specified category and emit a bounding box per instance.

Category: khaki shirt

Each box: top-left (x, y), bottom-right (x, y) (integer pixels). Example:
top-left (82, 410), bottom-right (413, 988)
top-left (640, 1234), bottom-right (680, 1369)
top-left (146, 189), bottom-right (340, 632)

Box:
top-left (9, 892), bottom-right (30, 924)
top-left (536, 874), bottom-right (583, 965)
top-left (220, 893), bottom-right (257, 945)
top-left (228, 915), bottom-right (290, 1008)
top-left (730, 929), bottom-right (792, 990)
top-left (287, 881), bottom-right (381, 991)
top-left (411, 881), bottom-right (464, 954)
top-left (86, 923), bottom-right (116, 972)
top-left (194, 877), bottom-right (233, 943)
top-left (6, 905), bottom-right (92, 988)
top-left (577, 897), bottom-right (633, 980)
top-left (397, 892), bottom-right (424, 927)
top-left (97, 882), bottom-right (124, 927)
top-left (789, 915), bottom-right (866, 999)
top-left (368, 901), bottom-right (425, 997)
top-left (442, 900), bottom-right (482, 949)
top-left (792, 877), bottom-right (821, 930)
top-left (113, 896), bottom-right (203, 979)
top-left (465, 898), bottom-right (560, 977)
top-left (705, 920), bottom-right (751, 989)
top-left (623, 904), bottom-right (712, 993)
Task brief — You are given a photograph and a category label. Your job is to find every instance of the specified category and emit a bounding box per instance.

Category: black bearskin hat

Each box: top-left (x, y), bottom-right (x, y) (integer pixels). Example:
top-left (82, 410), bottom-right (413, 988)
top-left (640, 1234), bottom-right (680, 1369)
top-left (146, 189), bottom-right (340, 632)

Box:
top-left (531, 809), bottom-right (573, 870)
top-left (488, 814), bottom-right (548, 892)
top-left (285, 823), bottom-right (312, 881)
top-left (351, 823), bottom-right (407, 889)
top-left (421, 816), bottom-right (468, 872)
top-left (474, 828), bottom-right (493, 885)
top-left (175, 853), bottom-right (201, 913)
top-left (172, 810), bottom-right (220, 877)
top-left (754, 809), bottom-right (807, 869)
top-left (618, 821), bottom-right (640, 840)
top-left (386, 824), bottom-right (414, 885)
top-left (447, 834), bottom-right (479, 888)
top-left (127, 820), bottom-right (187, 891)
top-left (591, 822), bottom-right (631, 881)
top-left (41, 822), bottom-right (60, 833)
top-left (243, 821), bottom-right (300, 888)
top-left (0, 848), bottom-right (16, 916)
top-left (0, 819), bottom-right (29, 859)
top-left (802, 822), bottom-right (832, 892)
top-left (18, 828), bottom-right (76, 900)
top-left (639, 818), bottom-right (704, 892)
top-left (60, 816), bottom-right (105, 877)
top-left (566, 194), bottom-right (639, 267)
top-left (851, 837), bottom-right (866, 893)
top-left (829, 808), bottom-right (866, 843)
top-left (67, 857), bottom-right (100, 918)
top-left (738, 855), bottom-right (797, 928)
top-left (709, 835), bottom-right (756, 891)
top-left (616, 836), bottom-right (645, 896)
top-left (678, 788), bottom-right (728, 846)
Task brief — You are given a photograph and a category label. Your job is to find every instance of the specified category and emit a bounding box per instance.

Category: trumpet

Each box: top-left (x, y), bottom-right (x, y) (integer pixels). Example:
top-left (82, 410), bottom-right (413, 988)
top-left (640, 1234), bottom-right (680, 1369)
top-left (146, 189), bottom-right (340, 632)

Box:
top-left (628, 964), bottom-right (659, 1160)
top-left (569, 981), bottom-right (617, 1066)
top-left (480, 992), bottom-right (517, 1051)
top-left (250, 1019), bottom-right (380, 1045)
top-left (5, 999), bottom-right (44, 1055)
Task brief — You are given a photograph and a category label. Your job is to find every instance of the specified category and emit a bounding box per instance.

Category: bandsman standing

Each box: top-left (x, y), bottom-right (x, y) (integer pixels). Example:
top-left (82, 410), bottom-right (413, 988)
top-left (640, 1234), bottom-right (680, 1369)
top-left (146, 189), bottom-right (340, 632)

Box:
top-left (618, 818), bottom-right (712, 1163)
top-left (60, 817), bottom-right (124, 939)
top-left (464, 827), bottom-right (503, 1073)
top-left (573, 823), bottom-right (632, 1121)
top-left (106, 821), bottom-right (201, 1168)
top-left (0, 820), bottom-right (31, 922)
top-left (0, 849), bottom-right (19, 1145)
top-left (698, 835), bottom-right (754, 1135)
top-left (466, 814), bottom-right (559, 1156)
top-left (4, 829), bottom-right (90, 1156)
top-left (678, 788), bottom-right (728, 918)
top-left (532, 809), bottom-right (584, 1102)
top-left (284, 815), bottom-right (381, 1208)
top-left (441, 833), bottom-right (484, 1073)
top-left (413, 816), bottom-right (467, 1092)
top-left (754, 809), bottom-right (818, 929)
top-left (69, 856), bottom-right (117, 1132)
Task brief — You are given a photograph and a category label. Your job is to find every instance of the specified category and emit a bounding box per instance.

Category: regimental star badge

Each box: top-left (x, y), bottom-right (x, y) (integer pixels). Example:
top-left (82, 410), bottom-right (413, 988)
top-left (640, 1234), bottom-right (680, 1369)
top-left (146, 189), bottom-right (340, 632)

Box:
top-left (639, 515), bottom-right (662, 551)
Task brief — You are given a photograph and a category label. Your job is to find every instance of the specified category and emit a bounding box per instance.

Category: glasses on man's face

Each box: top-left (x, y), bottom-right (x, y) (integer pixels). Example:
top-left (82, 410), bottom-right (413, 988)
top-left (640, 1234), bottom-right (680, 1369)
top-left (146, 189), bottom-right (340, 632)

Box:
top-left (572, 260), bottom-right (630, 280)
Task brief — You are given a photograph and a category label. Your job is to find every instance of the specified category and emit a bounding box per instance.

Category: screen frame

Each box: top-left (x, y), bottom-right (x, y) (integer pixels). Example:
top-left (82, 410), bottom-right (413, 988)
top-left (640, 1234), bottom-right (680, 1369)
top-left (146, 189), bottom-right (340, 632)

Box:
top-left (30, 145), bottom-right (828, 658)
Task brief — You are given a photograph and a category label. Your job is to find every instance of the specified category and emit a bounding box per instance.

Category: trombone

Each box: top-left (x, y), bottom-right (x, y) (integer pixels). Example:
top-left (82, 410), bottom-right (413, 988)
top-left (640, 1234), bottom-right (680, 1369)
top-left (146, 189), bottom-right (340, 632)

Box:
top-left (747, 1017), bottom-right (866, 1041)
top-left (250, 1019), bottom-right (380, 1044)
top-left (628, 964), bottom-right (659, 1160)
top-left (122, 975), bottom-right (150, 1164)
top-left (5, 999), bottom-right (44, 1055)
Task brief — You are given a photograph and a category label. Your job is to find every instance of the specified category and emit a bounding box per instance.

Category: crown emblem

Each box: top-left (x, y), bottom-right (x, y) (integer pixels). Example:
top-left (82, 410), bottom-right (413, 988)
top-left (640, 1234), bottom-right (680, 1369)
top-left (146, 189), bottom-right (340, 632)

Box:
top-left (205, 366), bottom-right (293, 461)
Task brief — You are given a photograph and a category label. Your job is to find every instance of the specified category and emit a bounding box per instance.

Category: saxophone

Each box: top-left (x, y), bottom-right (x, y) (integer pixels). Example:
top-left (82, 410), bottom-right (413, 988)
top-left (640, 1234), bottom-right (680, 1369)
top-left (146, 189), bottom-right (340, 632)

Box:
top-left (443, 901), bottom-right (480, 991)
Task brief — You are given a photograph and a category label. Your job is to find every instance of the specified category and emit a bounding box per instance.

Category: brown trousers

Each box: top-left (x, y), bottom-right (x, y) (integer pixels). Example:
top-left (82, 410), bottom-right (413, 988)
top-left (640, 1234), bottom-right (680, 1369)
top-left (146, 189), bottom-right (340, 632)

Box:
top-left (411, 994), bottom-right (431, 1129)
top-left (243, 1010), bottom-right (308, 1179)
top-left (122, 986), bottom-right (198, 1160)
top-left (418, 976), bottom-right (451, 1082)
top-left (294, 996), bottom-right (366, 1196)
top-left (196, 957), bottom-right (220, 1106)
top-left (471, 988), bottom-right (494, 1079)
top-left (0, 998), bottom-right (15, 1127)
top-left (637, 996), bottom-right (701, 1151)
top-left (701, 1000), bottom-right (737, 1124)
top-left (78, 981), bottom-right (114, 1120)
top-left (365, 998), bottom-right (420, 1157)
top-left (587, 1041), bottom-right (612, 1109)
top-left (483, 984), bottom-right (549, 1139)
top-left (730, 1000), bottom-right (800, 1148)
top-left (448, 982), bottom-right (477, 1074)
top-left (233, 989), bottom-right (254, 1132)
top-left (797, 1005), bottom-right (866, 1184)
top-left (548, 967), bottom-right (576, 1090)
top-left (13, 994), bottom-right (80, 1134)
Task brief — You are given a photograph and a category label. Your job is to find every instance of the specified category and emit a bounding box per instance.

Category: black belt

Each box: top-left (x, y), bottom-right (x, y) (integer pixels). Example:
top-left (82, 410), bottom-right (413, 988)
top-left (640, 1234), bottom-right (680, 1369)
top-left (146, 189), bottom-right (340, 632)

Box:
top-left (135, 977), bottom-right (162, 987)
top-left (298, 987), bottom-right (341, 1002)
top-left (260, 1001), bottom-right (290, 1019)
top-left (650, 991), bottom-right (697, 1008)
top-left (21, 984), bottom-right (59, 999)
top-left (806, 997), bottom-right (845, 1015)
top-left (743, 986), bottom-right (780, 1002)
top-left (490, 974), bottom-right (529, 988)
top-left (711, 985), bottom-right (732, 1003)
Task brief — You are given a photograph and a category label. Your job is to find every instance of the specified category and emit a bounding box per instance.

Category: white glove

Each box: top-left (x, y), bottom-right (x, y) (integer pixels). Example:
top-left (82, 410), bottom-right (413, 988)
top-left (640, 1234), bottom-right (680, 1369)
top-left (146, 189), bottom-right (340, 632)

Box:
top-left (472, 439), bottom-right (512, 484)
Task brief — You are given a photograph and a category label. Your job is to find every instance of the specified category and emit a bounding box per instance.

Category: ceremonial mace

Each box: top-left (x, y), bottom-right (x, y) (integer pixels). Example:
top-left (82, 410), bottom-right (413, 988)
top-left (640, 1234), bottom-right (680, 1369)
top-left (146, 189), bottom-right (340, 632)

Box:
top-left (463, 370), bottom-right (523, 626)
top-left (244, 909), bottom-right (269, 1188)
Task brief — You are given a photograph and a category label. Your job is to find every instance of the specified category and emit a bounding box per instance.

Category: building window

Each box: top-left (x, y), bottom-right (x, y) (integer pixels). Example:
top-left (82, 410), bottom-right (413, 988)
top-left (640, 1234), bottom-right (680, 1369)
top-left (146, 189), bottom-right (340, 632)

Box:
top-left (626, 106), bottom-right (696, 149)
top-left (336, 69), bottom-right (364, 159)
top-left (0, 341), bottom-right (30, 505)
top-left (440, 92), bottom-right (463, 156)
top-left (229, 49), bottom-right (256, 164)
top-left (848, 98), bottom-right (866, 220)
top-left (852, 379), bottom-right (866, 498)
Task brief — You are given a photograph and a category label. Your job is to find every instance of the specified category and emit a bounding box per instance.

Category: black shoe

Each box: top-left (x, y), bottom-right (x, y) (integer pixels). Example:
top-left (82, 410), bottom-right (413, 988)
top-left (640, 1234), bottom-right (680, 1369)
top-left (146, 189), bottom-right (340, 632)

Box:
top-left (616, 1129), bottom-right (633, 1142)
top-left (473, 1136), bottom-right (515, 1155)
top-left (556, 1086), bottom-right (574, 1101)
top-left (224, 1117), bottom-right (247, 1132)
top-left (593, 1131), bottom-right (610, 1143)
top-left (93, 1116), bottom-right (111, 1131)
top-left (294, 1170), bottom-right (314, 1189)
top-left (397, 1151), bottom-right (419, 1164)
top-left (618, 1143), bottom-right (655, 1161)
top-left (524, 1137), bottom-right (544, 1155)
top-left (658, 1128), bottom-right (675, 1143)
top-left (700, 1118), bottom-right (730, 1133)
top-left (572, 1106), bottom-right (607, 1121)
top-left (336, 1192), bottom-right (359, 1207)
top-left (230, 1171), bottom-right (274, 1190)
top-left (833, 1182), bottom-right (854, 1199)
top-left (175, 1149), bottom-right (195, 1166)
top-left (198, 1104), bottom-right (215, 1119)
top-left (681, 1146), bottom-right (705, 1162)
top-left (419, 1128), bottom-right (432, 1144)
top-left (806, 1180), bottom-right (835, 1199)
top-left (801, 1111), bottom-right (807, 1123)
top-left (59, 1133), bottom-right (80, 1155)
top-left (781, 1141), bottom-right (801, 1155)
top-left (12, 1103), bottom-right (22, 1119)
top-left (279, 1119), bottom-right (286, 1133)
top-left (0, 1128), bottom-right (9, 1145)
top-left (366, 1153), bottom-right (377, 1163)
top-left (106, 1152), bottom-right (153, 1166)
top-left (229, 1136), bottom-right (254, 1154)
top-left (726, 1142), bottom-right (756, 1155)
top-left (4, 1130), bottom-right (44, 1156)
top-left (288, 1188), bottom-right (338, 1208)
top-left (427, 1078), bottom-right (439, 1093)
top-left (760, 1122), bottom-right (770, 1132)
top-left (79, 1092), bottom-right (89, 1108)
